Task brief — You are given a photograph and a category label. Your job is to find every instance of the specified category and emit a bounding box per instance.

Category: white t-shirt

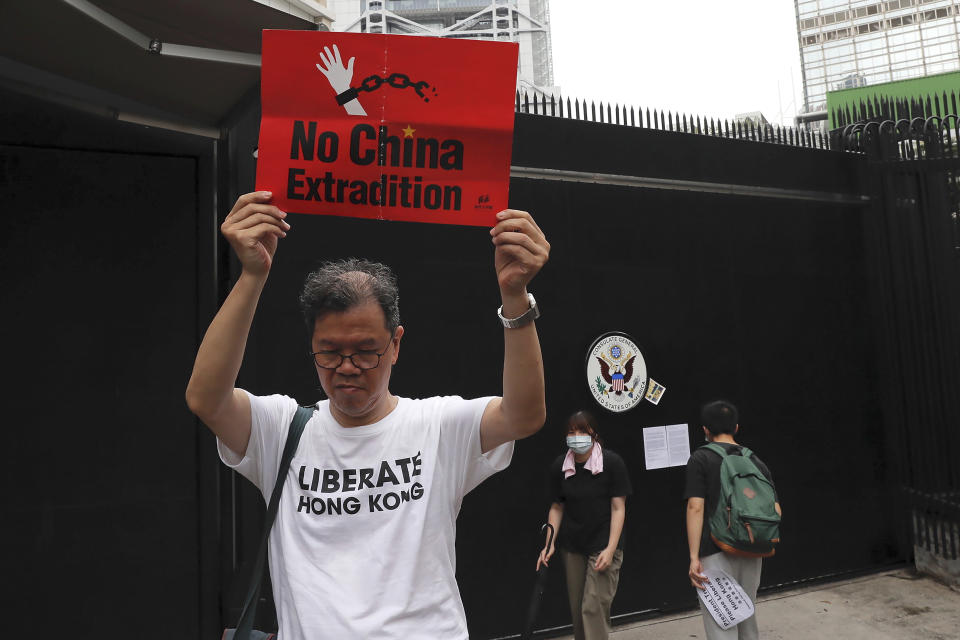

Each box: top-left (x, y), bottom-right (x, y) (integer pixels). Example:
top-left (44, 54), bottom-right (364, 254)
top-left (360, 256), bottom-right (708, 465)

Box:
top-left (217, 392), bottom-right (513, 640)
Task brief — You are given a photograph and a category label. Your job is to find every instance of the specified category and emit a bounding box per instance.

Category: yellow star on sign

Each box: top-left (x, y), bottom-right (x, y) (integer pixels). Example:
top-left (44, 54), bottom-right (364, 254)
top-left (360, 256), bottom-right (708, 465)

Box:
top-left (402, 125), bottom-right (416, 138)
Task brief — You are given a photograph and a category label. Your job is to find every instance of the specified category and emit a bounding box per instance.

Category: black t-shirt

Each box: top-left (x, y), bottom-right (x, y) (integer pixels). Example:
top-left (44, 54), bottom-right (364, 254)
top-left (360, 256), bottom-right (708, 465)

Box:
top-left (549, 448), bottom-right (633, 555)
top-left (683, 442), bottom-right (776, 557)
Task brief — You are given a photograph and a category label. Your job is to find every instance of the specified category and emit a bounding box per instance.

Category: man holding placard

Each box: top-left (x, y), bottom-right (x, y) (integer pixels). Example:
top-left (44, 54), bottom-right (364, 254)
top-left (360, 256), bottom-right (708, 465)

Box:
top-left (684, 400), bottom-right (782, 640)
top-left (185, 190), bottom-right (549, 638)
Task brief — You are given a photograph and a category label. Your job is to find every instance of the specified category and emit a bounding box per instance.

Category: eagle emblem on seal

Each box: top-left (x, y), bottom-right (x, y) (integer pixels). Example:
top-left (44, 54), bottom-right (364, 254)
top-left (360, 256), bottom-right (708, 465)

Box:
top-left (597, 344), bottom-right (636, 395)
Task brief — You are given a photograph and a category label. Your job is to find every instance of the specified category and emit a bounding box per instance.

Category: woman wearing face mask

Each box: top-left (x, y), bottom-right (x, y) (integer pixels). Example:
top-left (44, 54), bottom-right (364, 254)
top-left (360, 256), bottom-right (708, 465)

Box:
top-left (536, 410), bottom-right (632, 640)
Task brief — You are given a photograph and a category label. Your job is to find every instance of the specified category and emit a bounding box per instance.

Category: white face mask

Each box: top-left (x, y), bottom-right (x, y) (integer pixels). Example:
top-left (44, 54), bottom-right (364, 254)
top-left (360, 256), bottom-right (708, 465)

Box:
top-left (566, 435), bottom-right (593, 454)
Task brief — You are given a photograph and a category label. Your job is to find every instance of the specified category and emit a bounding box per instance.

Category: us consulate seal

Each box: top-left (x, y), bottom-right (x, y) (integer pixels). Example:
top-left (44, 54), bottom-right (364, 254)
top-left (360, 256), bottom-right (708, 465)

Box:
top-left (586, 332), bottom-right (648, 413)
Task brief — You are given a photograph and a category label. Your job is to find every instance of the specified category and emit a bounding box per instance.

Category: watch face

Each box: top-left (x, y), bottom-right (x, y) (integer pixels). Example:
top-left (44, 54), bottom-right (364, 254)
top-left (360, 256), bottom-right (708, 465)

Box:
top-left (586, 331), bottom-right (647, 413)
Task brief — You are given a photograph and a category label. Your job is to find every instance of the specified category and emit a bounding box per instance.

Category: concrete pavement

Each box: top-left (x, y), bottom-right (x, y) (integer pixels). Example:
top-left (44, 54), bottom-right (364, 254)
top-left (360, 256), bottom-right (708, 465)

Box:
top-left (553, 569), bottom-right (960, 640)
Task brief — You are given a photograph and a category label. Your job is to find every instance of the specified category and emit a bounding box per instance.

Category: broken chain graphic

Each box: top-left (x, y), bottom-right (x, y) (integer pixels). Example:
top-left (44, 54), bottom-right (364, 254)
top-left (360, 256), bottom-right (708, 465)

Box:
top-left (336, 72), bottom-right (438, 106)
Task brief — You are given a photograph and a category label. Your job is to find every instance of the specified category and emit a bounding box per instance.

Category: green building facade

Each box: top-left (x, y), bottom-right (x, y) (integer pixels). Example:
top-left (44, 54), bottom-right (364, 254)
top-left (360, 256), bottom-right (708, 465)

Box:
top-left (827, 70), bottom-right (960, 128)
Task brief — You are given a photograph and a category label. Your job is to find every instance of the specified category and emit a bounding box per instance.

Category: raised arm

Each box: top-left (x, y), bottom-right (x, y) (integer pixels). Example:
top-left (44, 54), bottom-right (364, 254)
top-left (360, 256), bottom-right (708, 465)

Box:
top-left (185, 191), bottom-right (289, 455)
top-left (480, 209), bottom-right (550, 453)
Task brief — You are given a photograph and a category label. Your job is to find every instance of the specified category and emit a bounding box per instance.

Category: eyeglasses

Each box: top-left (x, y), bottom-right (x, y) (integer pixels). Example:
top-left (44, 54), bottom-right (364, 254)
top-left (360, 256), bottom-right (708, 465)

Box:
top-left (310, 342), bottom-right (391, 370)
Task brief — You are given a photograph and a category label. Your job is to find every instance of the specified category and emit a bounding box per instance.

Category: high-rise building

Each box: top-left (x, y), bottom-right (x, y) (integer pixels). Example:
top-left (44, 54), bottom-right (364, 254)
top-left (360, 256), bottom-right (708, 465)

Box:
top-left (327, 0), bottom-right (556, 95)
top-left (795, 0), bottom-right (960, 116)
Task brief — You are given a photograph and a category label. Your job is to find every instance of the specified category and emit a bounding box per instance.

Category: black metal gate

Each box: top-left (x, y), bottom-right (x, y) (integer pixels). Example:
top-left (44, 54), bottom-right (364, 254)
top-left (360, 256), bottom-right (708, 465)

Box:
top-left (837, 103), bottom-right (960, 566)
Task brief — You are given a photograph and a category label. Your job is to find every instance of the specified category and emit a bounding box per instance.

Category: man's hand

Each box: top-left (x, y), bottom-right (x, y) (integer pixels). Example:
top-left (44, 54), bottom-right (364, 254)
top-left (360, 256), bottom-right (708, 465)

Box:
top-left (221, 191), bottom-right (289, 277)
top-left (595, 547), bottom-right (616, 572)
top-left (536, 543), bottom-right (555, 571)
top-left (490, 209), bottom-right (550, 297)
top-left (689, 557), bottom-right (707, 590)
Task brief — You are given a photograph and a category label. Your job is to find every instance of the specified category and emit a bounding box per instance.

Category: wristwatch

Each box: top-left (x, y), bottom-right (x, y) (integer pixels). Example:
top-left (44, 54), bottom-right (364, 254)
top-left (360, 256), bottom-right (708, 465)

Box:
top-left (497, 293), bottom-right (540, 328)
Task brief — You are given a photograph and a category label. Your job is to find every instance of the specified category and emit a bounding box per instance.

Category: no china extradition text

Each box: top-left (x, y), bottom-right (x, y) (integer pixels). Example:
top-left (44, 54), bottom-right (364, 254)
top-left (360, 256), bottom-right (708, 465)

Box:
top-left (285, 121), bottom-right (466, 211)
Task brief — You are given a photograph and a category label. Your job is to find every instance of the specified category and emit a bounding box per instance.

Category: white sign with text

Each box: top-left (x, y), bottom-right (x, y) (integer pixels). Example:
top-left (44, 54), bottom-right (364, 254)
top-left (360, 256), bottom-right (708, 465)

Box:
top-left (642, 424), bottom-right (690, 470)
top-left (697, 568), bottom-right (756, 630)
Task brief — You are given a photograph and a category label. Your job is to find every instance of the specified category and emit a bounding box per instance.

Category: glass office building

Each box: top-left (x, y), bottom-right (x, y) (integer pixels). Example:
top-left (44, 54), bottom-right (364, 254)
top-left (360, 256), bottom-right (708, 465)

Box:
top-left (796, 0), bottom-right (960, 114)
top-left (328, 0), bottom-right (555, 94)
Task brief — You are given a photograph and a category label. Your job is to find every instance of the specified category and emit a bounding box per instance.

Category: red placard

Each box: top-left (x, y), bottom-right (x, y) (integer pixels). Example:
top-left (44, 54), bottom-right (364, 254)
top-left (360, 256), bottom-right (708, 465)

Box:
top-left (256, 31), bottom-right (519, 227)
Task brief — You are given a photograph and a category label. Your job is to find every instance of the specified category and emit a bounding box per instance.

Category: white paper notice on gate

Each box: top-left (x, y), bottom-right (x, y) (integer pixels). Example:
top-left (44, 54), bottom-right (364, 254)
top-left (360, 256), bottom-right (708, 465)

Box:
top-left (697, 568), bottom-right (755, 630)
top-left (642, 424), bottom-right (690, 470)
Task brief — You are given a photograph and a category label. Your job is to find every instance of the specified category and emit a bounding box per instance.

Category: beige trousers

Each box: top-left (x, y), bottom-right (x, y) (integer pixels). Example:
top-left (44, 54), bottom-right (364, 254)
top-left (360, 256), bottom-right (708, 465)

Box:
top-left (561, 548), bottom-right (624, 640)
top-left (697, 552), bottom-right (763, 640)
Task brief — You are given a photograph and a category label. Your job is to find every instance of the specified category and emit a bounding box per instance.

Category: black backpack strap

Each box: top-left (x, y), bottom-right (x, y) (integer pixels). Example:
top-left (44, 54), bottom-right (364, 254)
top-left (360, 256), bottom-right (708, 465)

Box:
top-left (234, 406), bottom-right (313, 640)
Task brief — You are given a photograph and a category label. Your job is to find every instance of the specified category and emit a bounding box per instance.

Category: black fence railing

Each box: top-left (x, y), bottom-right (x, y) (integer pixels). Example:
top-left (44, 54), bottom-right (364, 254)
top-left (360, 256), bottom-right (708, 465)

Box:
top-left (834, 91), bottom-right (960, 563)
top-left (515, 91), bottom-right (830, 150)
top-left (831, 91), bottom-right (960, 162)
top-left (831, 90), bottom-right (960, 130)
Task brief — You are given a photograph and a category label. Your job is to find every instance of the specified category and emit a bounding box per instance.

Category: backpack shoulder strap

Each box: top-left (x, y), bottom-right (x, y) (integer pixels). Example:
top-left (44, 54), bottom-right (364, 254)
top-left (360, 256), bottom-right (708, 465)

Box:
top-left (739, 446), bottom-right (753, 458)
top-left (234, 405), bottom-right (313, 639)
top-left (703, 443), bottom-right (728, 458)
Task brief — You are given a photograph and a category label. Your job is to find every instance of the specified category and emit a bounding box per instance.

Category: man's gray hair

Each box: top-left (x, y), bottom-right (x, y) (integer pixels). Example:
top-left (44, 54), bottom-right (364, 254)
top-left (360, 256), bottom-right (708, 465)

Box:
top-left (299, 258), bottom-right (401, 334)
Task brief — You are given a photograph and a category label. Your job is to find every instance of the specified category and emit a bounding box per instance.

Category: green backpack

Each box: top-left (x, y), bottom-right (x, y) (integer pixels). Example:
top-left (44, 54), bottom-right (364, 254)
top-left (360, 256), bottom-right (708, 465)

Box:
top-left (704, 443), bottom-right (781, 558)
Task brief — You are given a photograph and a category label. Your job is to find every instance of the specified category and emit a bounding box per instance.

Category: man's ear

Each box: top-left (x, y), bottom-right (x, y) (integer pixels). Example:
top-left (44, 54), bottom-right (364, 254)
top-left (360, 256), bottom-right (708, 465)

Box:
top-left (390, 326), bottom-right (404, 364)
top-left (735, 424), bottom-right (740, 435)
top-left (702, 426), bottom-right (711, 442)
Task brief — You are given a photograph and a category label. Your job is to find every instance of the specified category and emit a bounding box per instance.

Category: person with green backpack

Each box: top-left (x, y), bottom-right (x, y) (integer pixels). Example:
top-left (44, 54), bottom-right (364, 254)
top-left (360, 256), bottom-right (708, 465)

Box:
top-left (684, 400), bottom-right (782, 640)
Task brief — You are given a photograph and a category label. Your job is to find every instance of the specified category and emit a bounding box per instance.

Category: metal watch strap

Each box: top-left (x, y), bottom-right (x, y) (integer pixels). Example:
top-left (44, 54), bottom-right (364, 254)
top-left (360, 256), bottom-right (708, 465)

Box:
top-left (498, 292), bottom-right (540, 329)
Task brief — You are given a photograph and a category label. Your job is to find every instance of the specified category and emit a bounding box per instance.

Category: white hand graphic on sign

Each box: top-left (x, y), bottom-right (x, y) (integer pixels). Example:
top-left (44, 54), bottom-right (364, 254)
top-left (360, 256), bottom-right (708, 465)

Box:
top-left (316, 44), bottom-right (367, 116)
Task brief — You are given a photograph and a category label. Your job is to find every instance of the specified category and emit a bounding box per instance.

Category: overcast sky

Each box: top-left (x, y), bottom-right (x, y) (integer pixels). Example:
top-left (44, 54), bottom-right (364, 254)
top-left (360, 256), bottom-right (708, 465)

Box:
top-left (549, 1), bottom-right (803, 126)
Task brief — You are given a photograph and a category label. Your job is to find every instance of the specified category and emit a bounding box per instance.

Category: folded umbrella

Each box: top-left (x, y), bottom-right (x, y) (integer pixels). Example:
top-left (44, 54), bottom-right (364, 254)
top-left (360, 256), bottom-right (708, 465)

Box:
top-left (521, 523), bottom-right (555, 640)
